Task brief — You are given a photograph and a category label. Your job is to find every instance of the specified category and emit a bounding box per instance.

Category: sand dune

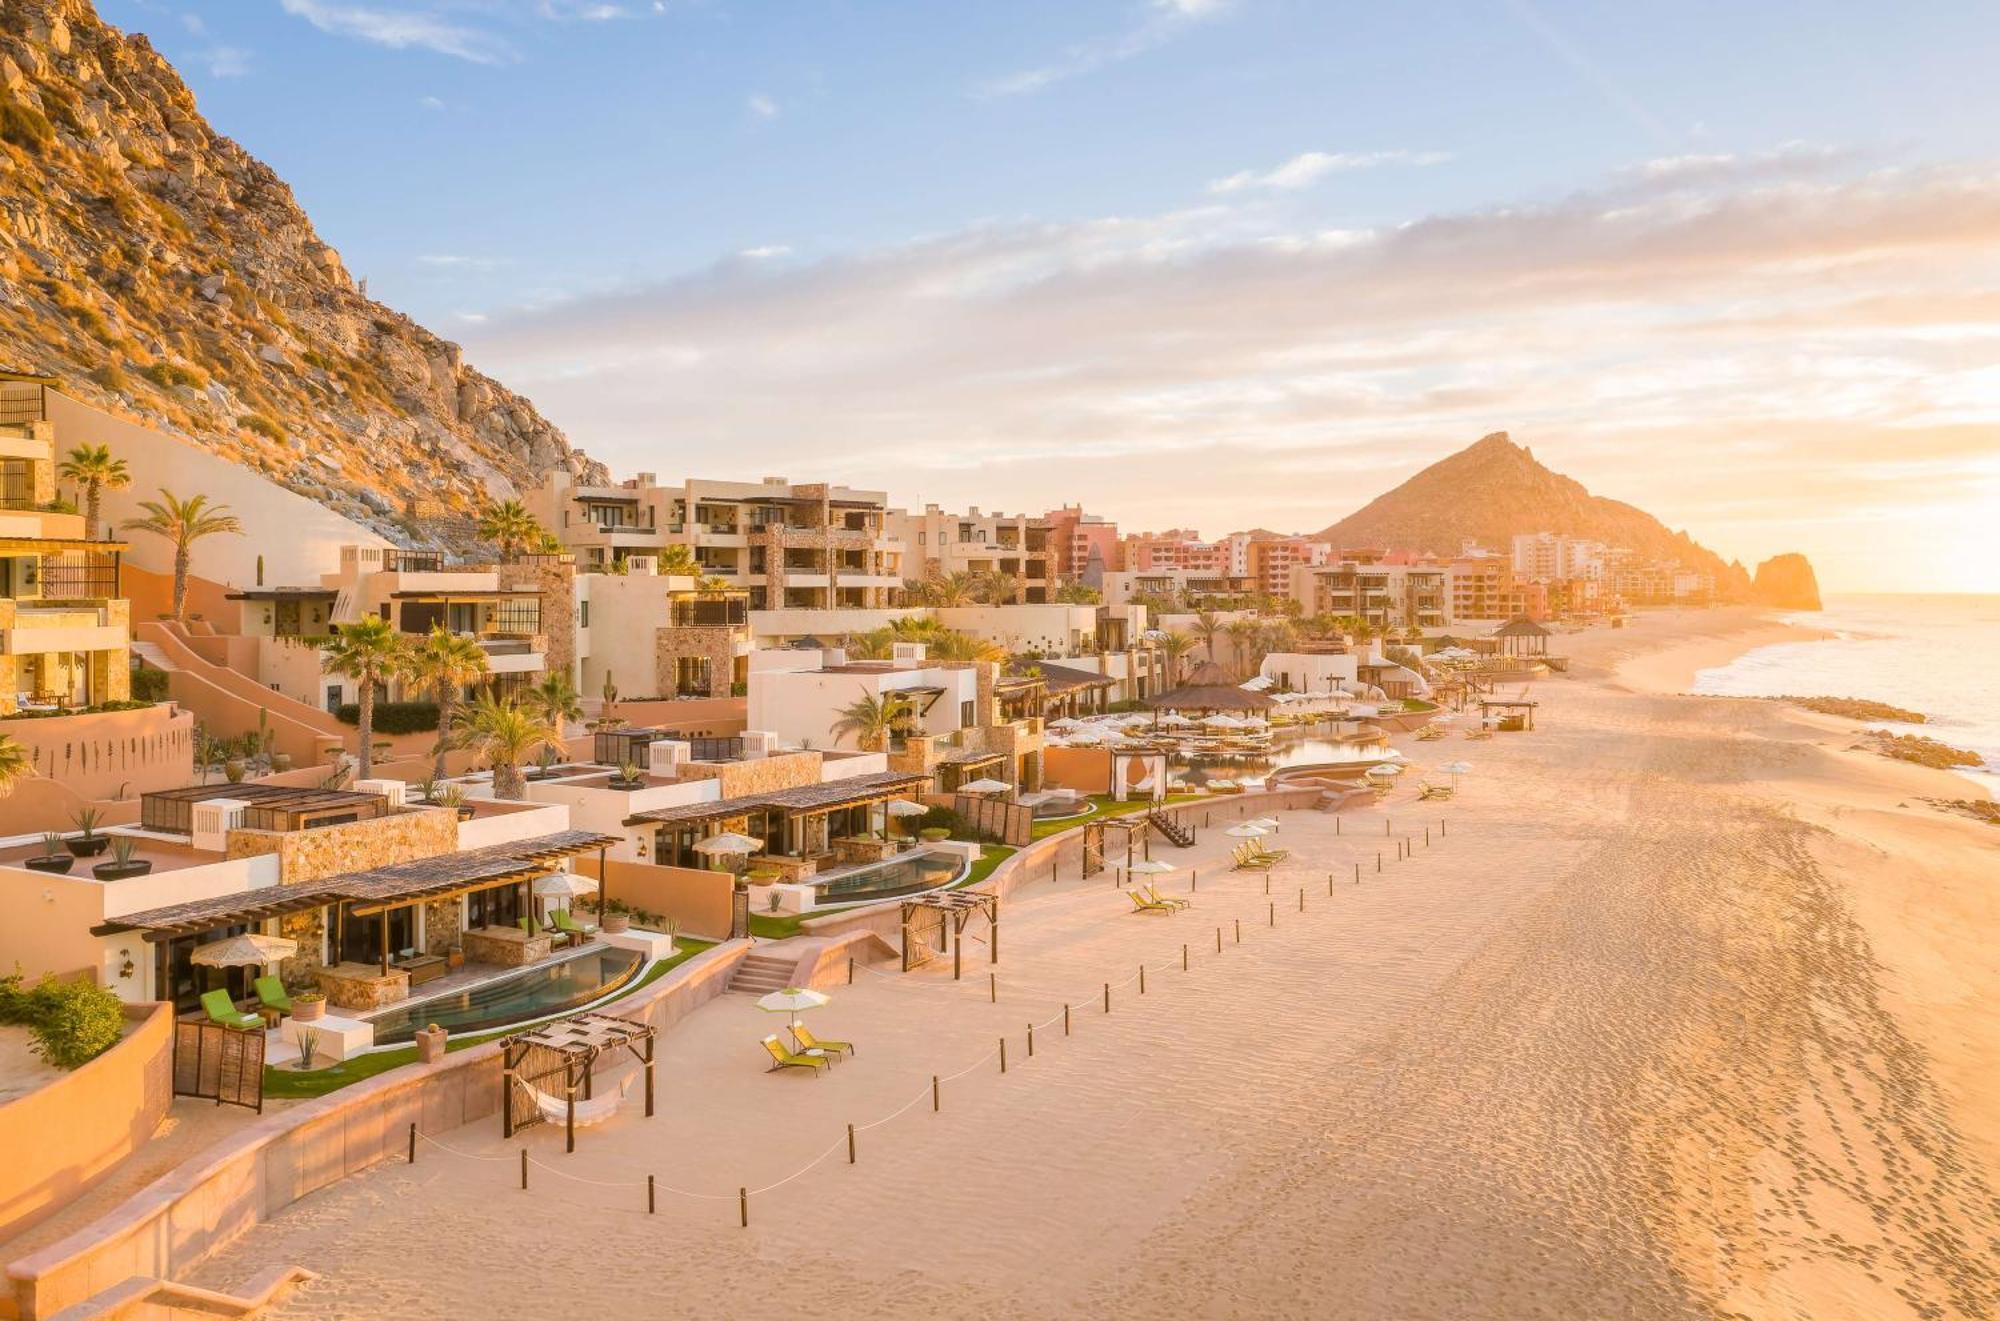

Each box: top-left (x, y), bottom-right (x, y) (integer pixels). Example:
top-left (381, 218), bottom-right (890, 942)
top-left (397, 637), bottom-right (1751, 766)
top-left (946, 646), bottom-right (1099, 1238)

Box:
top-left (188, 608), bottom-right (1999, 1320)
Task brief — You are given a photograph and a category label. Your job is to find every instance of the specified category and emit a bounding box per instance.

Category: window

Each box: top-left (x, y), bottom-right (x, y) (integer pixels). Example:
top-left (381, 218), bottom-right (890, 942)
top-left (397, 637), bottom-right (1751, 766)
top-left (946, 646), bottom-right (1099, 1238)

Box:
top-left (960, 700), bottom-right (975, 728)
top-left (579, 600), bottom-right (590, 628)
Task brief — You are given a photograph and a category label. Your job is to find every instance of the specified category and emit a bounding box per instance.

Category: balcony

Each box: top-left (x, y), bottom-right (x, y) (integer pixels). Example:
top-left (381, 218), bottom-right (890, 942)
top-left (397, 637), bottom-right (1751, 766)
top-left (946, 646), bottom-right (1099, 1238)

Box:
top-left (5, 605), bottom-right (126, 656)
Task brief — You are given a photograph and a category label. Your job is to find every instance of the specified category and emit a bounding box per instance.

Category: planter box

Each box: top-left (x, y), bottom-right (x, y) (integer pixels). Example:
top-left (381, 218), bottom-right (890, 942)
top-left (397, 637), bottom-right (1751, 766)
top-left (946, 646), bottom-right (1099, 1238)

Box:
top-left (292, 998), bottom-right (325, 1022)
top-left (601, 913), bottom-right (631, 934)
top-left (92, 861), bottom-right (153, 881)
top-left (64, 837), bottom-right (110, 858)
top-left (24, 855), bottom-right (73, 874)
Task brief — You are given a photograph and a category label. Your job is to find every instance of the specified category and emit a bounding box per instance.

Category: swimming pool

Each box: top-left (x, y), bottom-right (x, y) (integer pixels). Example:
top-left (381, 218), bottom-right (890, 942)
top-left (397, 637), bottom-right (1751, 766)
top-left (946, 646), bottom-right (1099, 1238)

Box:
top-left (365, 946), bottom-right (645, 1046)
top-left (812, 849), bottom-right (966, 906)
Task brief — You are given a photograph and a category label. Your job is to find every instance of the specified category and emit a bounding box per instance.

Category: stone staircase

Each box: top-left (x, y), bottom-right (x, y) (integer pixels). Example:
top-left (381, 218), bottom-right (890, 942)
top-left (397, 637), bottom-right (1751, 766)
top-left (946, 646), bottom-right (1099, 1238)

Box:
top-left (727, 952), bottom-right (797, 995)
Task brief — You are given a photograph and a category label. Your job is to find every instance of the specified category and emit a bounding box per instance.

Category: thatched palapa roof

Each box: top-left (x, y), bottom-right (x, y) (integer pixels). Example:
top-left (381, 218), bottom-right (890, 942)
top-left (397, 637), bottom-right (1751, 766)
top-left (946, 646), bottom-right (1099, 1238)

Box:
top-left (1143, 661), bottom-right (1275, 713)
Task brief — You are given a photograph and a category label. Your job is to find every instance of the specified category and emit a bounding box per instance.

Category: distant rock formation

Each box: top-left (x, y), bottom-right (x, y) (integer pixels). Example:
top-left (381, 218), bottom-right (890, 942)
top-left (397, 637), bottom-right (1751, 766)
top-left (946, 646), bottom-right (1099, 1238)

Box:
top-left (1314, 431), bottom-right (1754, 595)
top-left (1750, 553), bottom-right (1822, 610)
top-left (0, 0), bottom-right (606, 548)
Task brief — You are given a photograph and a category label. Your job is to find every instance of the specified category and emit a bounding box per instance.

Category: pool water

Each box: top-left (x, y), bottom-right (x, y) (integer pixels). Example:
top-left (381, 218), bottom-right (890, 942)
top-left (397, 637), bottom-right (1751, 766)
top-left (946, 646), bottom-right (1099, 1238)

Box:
top-left (813, 850), bottom-right (966, 905)
top-left (365, 947), bottom-right (645, 1046)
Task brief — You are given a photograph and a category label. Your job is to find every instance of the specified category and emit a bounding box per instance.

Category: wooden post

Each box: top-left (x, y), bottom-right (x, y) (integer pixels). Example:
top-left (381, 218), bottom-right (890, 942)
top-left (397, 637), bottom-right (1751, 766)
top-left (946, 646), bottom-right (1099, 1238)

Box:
top-left (1190, 870), bottom-right (1197, 892)
top-left (1216, 926), bottom-right (1223, 953)
top-left (1386, 818), bottom-right (1392, 837)
top-left (1336, 816), bottom-right (1341, 835)
top-left (378, 909), bottom-right (389, 978)
top-left (648, 1174), bottom-right (656, 1214)
top-left (1354, 862), bottom-right (1360, 884)
top-left (1298, 888), bottom-right (1305, 912)
top-left (565, 1058), bottom-right (576, 1154)
top-left (520, 1148), bottom-right (528, 1190)
top-left (1139, 965), bottom-right (1146, 994)
top-left (1425, 827), bottom-right (1431, 847)
top-left (1234, 918), bottom-right (1241, 944)
top-left (932, 1074), bottom-right (940, 1111)
top-left (740, 1187), bottom-right (748, 1228)
top-left (644, 1033), bottom-right (656, 1118)
top-left (1377, 852), bottom-right (1382, 873)
top-left (1028, 1022), bottom-right (1035, 1057)
top-left (1268, 901), bottom-right (1275, 927)
top-left (1182, 942), bottom-right (1189, 971)
top-left (848, 957), bottom-right (854, 985)
top-left (999, 1037), bottom-right (1008, 1073)
top-left (408, 1121), bottom-right (416, 1165)
top-left (989, 972), bottom-right (996, 1003)
top-left (1103, 982), bottom-right (1111, 1013)
top-left (1327, 872), bottom-right (1334, 896)
top-left (847, 1123), bottom-right (856, 1164)
top-left (1064, 1003), bottom-right (1071, 1036)
top-left (1263, 874), bottom-right (1270, 896)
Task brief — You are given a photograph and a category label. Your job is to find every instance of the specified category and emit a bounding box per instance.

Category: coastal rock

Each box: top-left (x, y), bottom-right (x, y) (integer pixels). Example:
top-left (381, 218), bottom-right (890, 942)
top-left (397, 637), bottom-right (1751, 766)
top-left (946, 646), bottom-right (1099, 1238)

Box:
top-left (1751, 553), bottom-right (1823, 610)
top-left (0, 0), bottom-right (609, 553)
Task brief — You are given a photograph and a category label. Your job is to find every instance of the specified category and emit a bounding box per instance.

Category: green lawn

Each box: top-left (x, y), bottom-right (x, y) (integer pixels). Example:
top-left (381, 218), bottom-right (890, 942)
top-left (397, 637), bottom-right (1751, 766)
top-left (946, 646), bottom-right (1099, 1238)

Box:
top-left (262, 939), bottom-right (714, 1100)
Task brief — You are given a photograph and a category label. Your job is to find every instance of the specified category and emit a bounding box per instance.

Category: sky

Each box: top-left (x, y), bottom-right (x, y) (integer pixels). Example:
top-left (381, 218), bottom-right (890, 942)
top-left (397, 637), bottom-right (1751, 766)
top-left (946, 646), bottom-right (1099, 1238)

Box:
top-left (98, 1), bottom-right (2000, 593)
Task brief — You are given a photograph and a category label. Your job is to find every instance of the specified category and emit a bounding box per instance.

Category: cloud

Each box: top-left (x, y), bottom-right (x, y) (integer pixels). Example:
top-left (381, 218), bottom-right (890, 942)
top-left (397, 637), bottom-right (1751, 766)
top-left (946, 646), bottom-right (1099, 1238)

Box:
top-left (1207, 150), bottom-right (1453, 194)
top-left (981, 0), bottom-right (1230, 97)
top-left (418, 254), bottom-right (513, 271)
top-left (536, 1), bottom-right (630, 19)
top-left (277, 0), bottom-right (519, 66)
top-left (458, 154), bottom-right (2000, 591)
top-left (202, 45), bottom-right (251, 78)
top-left (739, 245), bottom-right (793, 259)
top-left (420, 95), bottom-right (447, 110)
top-left (747, 93), bottom-right (779, 119)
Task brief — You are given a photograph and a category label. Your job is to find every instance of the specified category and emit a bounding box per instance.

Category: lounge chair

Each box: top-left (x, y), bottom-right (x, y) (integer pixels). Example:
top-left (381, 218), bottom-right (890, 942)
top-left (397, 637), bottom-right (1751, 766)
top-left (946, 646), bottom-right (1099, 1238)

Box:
top-left (1142, 883), bottom-right (1190, 910)
top-left (253, 975), bottom-right (292, 1016)
top-left (200, 988), bottom-right (261, 1031)
top-left (1230, 845), bottom-right (1275, 872)
top-left (1127, 890), bottom-right (1177, 915)
top-left (517, 915), bottom-right (539, 936)
top-left (1249, 839), bottom-right (1290, 862)
top-left (763, 1034), bottom-right (827, 1075)
top-left (1418, 781), bottom-right (1453, 801)
top-left (551, 908), bottom-right (597, 940)
top-left (794, 1025), bottom-right (854, 1058)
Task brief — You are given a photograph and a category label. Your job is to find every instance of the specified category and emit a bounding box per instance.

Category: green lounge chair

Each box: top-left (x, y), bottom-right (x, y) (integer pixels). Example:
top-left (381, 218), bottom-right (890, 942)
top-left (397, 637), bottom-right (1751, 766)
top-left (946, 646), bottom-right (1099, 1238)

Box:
top-left (762, 1035), bottom-right (827, 1076)
top-left (793, 1025), bottom-right (854, 1058)
top-left (551, 908), bottom-right (597, 938)
top-left (201, 988), bottom-right (261, 1031)
top-left (1128, 890), bottom-right (1176, 915)
top-left (1142, 883), bottom-right (1191, 910)
top-left (253, 975), bottom-right (292, 1016)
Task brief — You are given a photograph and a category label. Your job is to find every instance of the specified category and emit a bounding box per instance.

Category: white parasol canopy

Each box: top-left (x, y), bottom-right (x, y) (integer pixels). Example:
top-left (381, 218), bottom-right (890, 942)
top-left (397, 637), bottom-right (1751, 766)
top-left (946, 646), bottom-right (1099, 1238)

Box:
top-left (533, 872), bottom-right (599, 898)
top-left (1365, 763), bottom-right (1404, 780)
top-left (693, 832), bottom-right (763, 856)
top-left (1119, 859), bottom-right (1177, 875)
top-left (190, 933), bottom-right (298, 968)
top-left (959, 777), bottom-right (1011, 794)
top-left (756, 986), bottom-right (830, 1030)
top-left (1224, 822), bottom-right (1268, 838)
top-left (884, 799), bottom-right (928, 818)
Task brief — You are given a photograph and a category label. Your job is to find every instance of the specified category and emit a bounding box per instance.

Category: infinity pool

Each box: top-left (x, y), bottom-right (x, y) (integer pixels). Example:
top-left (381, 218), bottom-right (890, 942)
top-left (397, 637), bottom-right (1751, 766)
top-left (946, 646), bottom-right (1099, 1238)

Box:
top-left (365, 947), bottom-right (645, 1046)
top-left (813, 849), bottom-right (966, 906)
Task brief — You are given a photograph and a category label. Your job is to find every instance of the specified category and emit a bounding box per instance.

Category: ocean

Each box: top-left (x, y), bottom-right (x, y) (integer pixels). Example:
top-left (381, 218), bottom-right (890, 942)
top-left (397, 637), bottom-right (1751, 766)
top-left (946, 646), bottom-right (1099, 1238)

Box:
top-left (1691, 594), bottom-right (2000, 782)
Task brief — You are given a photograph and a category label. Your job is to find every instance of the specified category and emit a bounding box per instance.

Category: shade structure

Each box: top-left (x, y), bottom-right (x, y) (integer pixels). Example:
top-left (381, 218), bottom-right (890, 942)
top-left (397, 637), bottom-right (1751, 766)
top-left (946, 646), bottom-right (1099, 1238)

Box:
top-left (958, 778), bottom-right (1011, 794)
top-left (533, 872), bottom-right (599, 898)
top-left (190, 933), bottom-right (298, 967)
top-left (1158, 713), bottom-right (1192, 728)
top-left (692, 832), bottom-right (763, 856)
top-left (884, 799), bottom-right (928, 818)
top-left (756, 986), bottom-right (830, 1030)
top-left (1120, 859), bottom-right (1177, 876)
top-left (1249, 817), bottom-right (1281, 830)
top-left (1145, 661), bottom-right (1276, 715)
top-left (1441, 759), bottom-right (1473, 789)
top-left (1365, 763), bottom-right (1404, 780)
top-left (1224, 822), bottom-right (1268, 838)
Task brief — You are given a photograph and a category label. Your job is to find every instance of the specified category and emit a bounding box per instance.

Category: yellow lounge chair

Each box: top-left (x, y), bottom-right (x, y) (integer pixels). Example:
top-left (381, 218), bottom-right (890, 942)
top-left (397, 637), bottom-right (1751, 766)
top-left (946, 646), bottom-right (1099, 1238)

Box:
top-left (1128, 890), bottom-right (1177, 915)
top-left (1418, 781), bottom-right (1453, 801)
top-left (1231, 845), bottom-right (1275, 872)
top-left (762, 1035), bottom-right (827, 1076)
top-left (793, 1025), bottom-right (854, 1059)
top-left (1143, 883), bottom-right (1190, 910)
top-left (1249, 839), bottom-right (1290, 862)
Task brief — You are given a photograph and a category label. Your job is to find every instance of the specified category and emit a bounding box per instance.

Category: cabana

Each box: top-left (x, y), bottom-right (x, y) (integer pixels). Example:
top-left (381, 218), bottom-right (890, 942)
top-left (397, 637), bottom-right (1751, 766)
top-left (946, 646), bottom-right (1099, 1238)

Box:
top-left (1477, 697), bottom-right (1540, 731)
top-left (1143, 661), bottom-right (1276, 717)
top-left (1489, 616), bottom-right (1551, 659)
top-left (502, 1011), bottom-right (656, 1152)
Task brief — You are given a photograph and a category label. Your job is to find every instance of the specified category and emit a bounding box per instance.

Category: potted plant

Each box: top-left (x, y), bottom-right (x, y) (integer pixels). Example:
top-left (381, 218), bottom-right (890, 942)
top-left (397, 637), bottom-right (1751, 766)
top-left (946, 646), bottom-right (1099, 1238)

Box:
top-left (292, 1026), bottom-right (323, 1071)
top-left (608, 760), bottom-right (645, 790)
top-left (527, 748), bottom-right (562, 781)
top-left (415, 1022), bottom-right (448, 1064)
top-left (745, 868), bottom-right (779, 886)
top-left (292, 990), bottom-right (326, 1022)
top-left (600, 902), bottom-right (630, 934)
top-left (413, 775), bottom-right (439, 805)
top-left (25, 832), bottom-right (73, 874)
top-left (223, 759), bottom-right (246, 784)
top-left (435, 784), bottom-right (474, 821)
top-left (65, 807), bottom-right (109, 858)
top-left (918, 826), bottom-right (951, 843)
top-left (93, 837), bottom-right (153, 880)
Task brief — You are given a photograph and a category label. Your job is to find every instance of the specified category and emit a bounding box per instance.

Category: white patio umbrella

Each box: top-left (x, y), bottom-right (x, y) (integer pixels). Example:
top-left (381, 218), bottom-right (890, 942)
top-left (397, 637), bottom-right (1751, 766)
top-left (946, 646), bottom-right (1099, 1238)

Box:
top-left (533, 872), bottom-right (599, 899)
top-left (959, 777), bottom-right (1011, 794)
top-left (885, 799), bottom-right (927, 818)
top-left (190, 932), bottom-right (298, 968)
top-left (1048, 716), bottom-right (1083, 729)
top-left (1224, 822), bottom-right (1269, 838)
top-left (1159, 713), bottom-right (1193, 727)
top-left (1120, 858), bottom-right (1177, 875)
top-left (693, 832), bottom-right (763, 856)
top-left (1249, 816), bottom-right (1281, 832)
top-left (1365, 763), bottom-right (1404, 780)
top-left (1440, 760), bottom-right (1473, 789)
top-left (756, 986), bottom-right (830, 1031)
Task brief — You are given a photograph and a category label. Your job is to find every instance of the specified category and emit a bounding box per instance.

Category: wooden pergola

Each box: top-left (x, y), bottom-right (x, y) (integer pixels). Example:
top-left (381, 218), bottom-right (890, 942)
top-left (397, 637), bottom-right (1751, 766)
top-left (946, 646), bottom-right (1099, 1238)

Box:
top-left (1478, 698), bottom-right (1539, 731)
top-left (501, 1012), bottom-right (656, 1152)
top-left (900, 890), bottom-right (999, 978)
top-left (1081, 816), bottom-right (1151, 878)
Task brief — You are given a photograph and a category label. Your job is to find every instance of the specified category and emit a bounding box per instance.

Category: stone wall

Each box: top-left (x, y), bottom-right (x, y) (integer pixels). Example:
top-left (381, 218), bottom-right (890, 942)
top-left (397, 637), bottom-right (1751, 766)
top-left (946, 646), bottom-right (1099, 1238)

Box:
top-left (652, 624), bottom-right (738, 698)
top-left (499, 557), bottom-right (578, 684)
top-left (224, 807), bottom-right (458, 884)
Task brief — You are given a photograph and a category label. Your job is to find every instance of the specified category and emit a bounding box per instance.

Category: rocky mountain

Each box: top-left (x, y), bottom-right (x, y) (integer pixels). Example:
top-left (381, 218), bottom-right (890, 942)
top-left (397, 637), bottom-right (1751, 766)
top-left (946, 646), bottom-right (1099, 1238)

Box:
top-left (1750, 553), bottom-right (1822, 610)
top-left (0, 0), bottom-right (604, 544)
top-left (1314, 432), bottom-right (1784, 597)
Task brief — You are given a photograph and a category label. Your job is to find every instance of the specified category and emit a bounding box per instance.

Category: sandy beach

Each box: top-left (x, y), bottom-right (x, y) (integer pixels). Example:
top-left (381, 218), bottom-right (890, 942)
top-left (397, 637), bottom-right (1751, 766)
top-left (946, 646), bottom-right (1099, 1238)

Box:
top-left (185, 607), bottom-right (1999, 1320)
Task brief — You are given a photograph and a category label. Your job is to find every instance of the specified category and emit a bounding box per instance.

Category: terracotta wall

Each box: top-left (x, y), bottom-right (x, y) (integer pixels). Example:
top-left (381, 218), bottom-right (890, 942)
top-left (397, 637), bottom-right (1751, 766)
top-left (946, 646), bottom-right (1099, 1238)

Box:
top-left (599, 697), bottom-right (745, 738)
top-left (575, 857), bottom-right (735, 940)
top-left (3, 942), bottom-right (751, 1321)
top-left (134, 623), bottom-right (342, 768)
top-left (0, 702), bottom-right (194, 826)
top-left (121, 564), bottom-right (242, 634)
top-left (1042, 746), bottom-right (1111, 794)
top-left (0, 1003), bottom-right (173, 1245)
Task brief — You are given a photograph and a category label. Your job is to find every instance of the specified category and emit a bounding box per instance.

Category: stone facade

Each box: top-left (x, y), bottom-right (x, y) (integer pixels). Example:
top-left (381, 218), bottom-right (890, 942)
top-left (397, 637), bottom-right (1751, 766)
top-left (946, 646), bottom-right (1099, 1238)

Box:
top-left (499, 556), bottom-right (578, 683)
top-left (224, 805), bottom-right (459, 883)
top-left (653, 623), bottom-right (739, 699)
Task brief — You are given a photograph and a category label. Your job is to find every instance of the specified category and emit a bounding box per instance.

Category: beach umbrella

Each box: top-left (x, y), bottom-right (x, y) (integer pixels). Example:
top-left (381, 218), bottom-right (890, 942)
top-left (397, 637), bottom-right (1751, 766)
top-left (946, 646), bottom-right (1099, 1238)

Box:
top-left (1159, 713), bottom-right (1193, 727)
top-left (885, 799), bottom-right (927, 818)
top-left (190, 933), bottom-right (298, 968)
top-left (1249, 816), bottom-right (1281, 833)
top-left (533, 872), bottom-right (599, 898)
top-left (959, 777), bottom-right (1011, 794)
top-left (693, 832), bottom-right (763, 856)
top-left (1224, 822), bottom-right (1268, 838)
top-left (1120, 858), bottom-right (1177, 875)
top-left (1440, 760), bottom-right (1473, 790)
top-left (1048, 716), bottom-right (1083, 729)
top-left (756, 986), bottom-right (830, 1031)
top-left (1365, 763), bottom-right (1404, 780)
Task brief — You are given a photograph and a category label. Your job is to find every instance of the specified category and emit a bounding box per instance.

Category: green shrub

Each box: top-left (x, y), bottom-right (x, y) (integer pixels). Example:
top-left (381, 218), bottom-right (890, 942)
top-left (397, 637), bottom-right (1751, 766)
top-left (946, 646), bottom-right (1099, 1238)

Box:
top-left (130, 667), bottom-right (170, 702)
top-left (140, 361), bottom-right (203, 389)
top-left (239, 413), bottom-right (285, 443)
top-left (90, 363), bottom-right (129, 393)
top-left (333, 700), bottom-right (439, 734)
top-left (0, 973), bottom-right (124, 1069)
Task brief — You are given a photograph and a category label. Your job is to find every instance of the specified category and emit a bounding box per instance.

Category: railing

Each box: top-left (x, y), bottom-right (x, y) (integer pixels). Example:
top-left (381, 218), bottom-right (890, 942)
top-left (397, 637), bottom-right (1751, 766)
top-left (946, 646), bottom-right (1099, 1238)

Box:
top-left (380, 550), bottom-right (445, 572)
top-left (686, 736), bottom-right (745, 761)
top-left (35, 555), bottom-right (119, 600)
top-left (0, 382), bottom-right (46, 426)
top-left (671, 599), bottom-right (748, 627)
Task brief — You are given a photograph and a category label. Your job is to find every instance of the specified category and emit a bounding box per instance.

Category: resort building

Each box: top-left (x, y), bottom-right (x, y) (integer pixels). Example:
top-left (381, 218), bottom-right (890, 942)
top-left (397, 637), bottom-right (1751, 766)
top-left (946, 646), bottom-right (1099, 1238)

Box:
top-left (0, 377), bottom-right (133, 714)
top-left (1100, 567), bottom-right (1252, 606)
top-left (532, 470), bottom-right (906, 610)
top-left (1042, 504), bottom-right (1121, 581)
top-left (574, 558), bottom-right (752, 700)
top-left (1511, 532), bottom-right (1609, 583)
top-left (1243, 535), bottom-right (1335, 597)
top-left (1288, 552), bottom-right (1449, 632)
top-left (885, 504), bottom-right (1055, 603)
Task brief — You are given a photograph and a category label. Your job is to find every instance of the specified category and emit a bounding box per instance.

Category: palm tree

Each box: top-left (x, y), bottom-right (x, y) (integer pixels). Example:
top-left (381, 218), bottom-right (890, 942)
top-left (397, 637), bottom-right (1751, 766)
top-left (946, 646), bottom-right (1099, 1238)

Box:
top-left (476, 500), bottom-right (542, 562)
top-left (1157, 630), bottom-right (1197, 684)
top-left (454, 692), bottom-right (560, 800)
top-left (929, 572), bottom-right (978, 607)
top-left (1225, 618), bottom-right (1262, 677)
top-left (321, 616), bottom-right (409, 779)
top-left (407, 625), bottom-right (489, 778)
top-left (57, 444), bottom-right (130, 540)
top-left (829, 688), bottom-right (913, 751)
top-left (976, 572), bottom-right (1022, 605)
top-left (925, 629), bottom-right (1007, 664)
top-left (0, 733), bottom-right (32, 796)
top-left (695, 574), bottom-right (729, 595)
top-left (524, 671), bottom-right (584, 732)
top-left (1191, 610), bottom-right (1223, 662)
top-left (123, 490), bottom-right (243, 623)
top-left (842, 627), bottom-right (896, 661)
top-left (1052, 581), bottom-right (1101, 604)
top-left (656, 544), bottom-right (698, 576)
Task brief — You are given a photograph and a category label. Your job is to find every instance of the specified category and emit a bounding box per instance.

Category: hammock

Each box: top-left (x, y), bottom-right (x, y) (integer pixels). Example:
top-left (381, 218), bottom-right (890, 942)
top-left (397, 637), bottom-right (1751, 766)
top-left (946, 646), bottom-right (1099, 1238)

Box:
top-left (525, 1069), bottom-right (640, 1128)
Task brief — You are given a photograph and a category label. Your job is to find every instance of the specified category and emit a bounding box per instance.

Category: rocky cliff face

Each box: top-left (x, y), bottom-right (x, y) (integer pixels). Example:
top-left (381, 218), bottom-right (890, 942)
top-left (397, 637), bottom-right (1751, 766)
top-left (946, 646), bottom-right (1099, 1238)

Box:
top-left (1315, 432), bottom-right (1759, 596)
top-left (0, 0), bottom-right (605, 544)
top-left (1751, 553), bottom-right (1822, 610)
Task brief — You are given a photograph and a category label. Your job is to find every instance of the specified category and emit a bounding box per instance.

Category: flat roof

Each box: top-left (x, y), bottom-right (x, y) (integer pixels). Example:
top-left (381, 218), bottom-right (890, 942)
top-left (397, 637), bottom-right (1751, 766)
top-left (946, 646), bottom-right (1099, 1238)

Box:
top-left (623, 771), bottom-right (928, 829)
top-left (225, 587), bottom-right (339, 601)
